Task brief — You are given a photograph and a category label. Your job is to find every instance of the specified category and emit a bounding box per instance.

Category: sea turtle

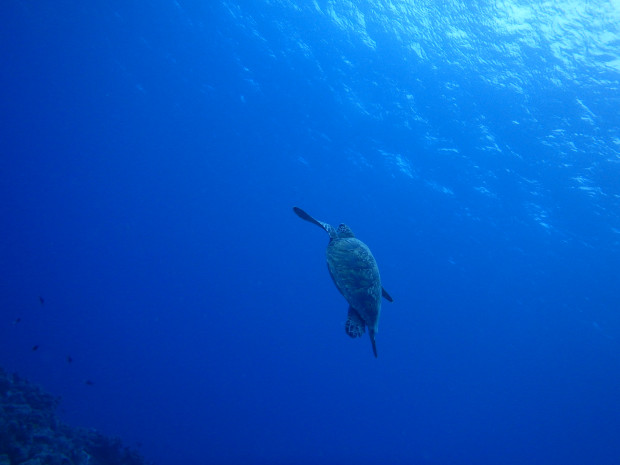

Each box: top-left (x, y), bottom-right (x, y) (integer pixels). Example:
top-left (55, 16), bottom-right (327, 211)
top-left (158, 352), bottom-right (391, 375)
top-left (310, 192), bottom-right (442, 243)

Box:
top-left (293, 207), bottom-right (393, 358)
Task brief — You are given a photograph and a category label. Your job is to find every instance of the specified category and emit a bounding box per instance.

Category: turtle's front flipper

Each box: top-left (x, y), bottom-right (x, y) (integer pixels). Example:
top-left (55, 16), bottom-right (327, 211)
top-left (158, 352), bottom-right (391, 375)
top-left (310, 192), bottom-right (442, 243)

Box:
top-left (369, 330), bottom-right (378, 358)
top-left (382, 287), bottom-right (393, 302)
top-left (293, 207), bottom-right (336, 238)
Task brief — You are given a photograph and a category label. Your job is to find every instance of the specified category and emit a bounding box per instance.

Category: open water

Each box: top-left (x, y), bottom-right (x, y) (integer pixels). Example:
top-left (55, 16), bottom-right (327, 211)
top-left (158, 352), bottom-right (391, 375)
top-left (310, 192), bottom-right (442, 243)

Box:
top-left (1, 1), bottom-right (620, 464)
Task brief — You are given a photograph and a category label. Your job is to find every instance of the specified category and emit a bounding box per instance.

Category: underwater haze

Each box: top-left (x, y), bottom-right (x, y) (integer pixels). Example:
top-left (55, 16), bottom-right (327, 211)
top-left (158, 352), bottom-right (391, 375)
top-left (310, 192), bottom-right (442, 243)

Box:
top-left (1, 0), bottom-right (620, 464)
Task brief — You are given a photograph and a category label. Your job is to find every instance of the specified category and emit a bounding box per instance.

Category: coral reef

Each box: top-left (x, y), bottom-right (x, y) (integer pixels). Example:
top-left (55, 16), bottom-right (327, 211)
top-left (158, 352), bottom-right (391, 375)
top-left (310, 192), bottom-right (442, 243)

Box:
top-left (0, 367), bottom-right (149, 465)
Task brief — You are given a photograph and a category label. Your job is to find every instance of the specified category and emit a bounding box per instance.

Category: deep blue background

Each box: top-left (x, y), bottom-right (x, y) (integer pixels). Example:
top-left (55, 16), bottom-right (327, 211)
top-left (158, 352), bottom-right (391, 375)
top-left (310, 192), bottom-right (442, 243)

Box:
top-left (1, 1), bottom-right (620, 464)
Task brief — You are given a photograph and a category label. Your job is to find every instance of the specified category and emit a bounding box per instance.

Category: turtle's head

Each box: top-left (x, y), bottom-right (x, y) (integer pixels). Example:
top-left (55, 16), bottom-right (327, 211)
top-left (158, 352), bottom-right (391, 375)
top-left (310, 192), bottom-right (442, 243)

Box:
top-left (337, 223), bottom-right (355, 238)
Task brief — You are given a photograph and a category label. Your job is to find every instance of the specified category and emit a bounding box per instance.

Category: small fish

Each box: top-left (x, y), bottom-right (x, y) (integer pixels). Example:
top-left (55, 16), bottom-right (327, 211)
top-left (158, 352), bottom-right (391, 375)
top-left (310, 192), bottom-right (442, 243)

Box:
top-left (39, 296), bottom-right (44, 305)
top-left (32, 345), bottom-right (39, 351)
top-left (85, 380), bottom-right (94, 386)
top-left (13, 318), bottom-right (21, 324)
top-left (67, 356), bottom-right (73, 363)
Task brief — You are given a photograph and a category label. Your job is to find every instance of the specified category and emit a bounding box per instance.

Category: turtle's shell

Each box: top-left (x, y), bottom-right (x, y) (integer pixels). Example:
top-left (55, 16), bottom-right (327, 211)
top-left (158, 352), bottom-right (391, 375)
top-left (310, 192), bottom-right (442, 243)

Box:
top-left (326, 234), bottom-right (382, 333)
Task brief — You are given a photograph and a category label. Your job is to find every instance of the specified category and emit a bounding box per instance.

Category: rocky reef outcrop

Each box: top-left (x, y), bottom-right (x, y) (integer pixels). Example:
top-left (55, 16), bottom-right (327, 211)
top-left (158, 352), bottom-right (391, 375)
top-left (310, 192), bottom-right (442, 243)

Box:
top-left (0, 367), bottom-right (149, 465)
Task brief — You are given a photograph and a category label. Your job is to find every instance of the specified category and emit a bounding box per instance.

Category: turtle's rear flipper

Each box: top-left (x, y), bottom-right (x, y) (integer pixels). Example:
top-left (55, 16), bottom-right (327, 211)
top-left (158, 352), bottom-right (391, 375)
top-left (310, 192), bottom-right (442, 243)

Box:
top-left (344, 306), bottom-right (365, 338)
top-left (382, 287), bottom-right (393, 302)
top-left (369, 330), bottom-right (378, 358)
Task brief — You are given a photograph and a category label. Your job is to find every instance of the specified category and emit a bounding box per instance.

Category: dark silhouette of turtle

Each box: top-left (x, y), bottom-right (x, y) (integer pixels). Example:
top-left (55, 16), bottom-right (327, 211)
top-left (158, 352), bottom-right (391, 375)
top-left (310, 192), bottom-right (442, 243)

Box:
top-left (293, 207), bottom-right (393, 357)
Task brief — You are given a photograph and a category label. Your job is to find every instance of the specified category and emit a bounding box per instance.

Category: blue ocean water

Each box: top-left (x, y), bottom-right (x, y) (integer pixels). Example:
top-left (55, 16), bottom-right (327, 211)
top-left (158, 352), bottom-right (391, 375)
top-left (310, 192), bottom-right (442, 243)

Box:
top-left (1, 0), bottom-right (619, 464)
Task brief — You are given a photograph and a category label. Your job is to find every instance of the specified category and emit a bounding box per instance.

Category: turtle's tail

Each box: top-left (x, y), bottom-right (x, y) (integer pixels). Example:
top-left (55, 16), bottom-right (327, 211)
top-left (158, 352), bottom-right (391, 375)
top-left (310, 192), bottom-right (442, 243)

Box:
top-left (369, 330), bottom-right (378, 358)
